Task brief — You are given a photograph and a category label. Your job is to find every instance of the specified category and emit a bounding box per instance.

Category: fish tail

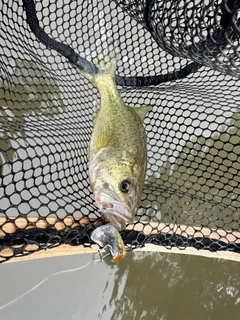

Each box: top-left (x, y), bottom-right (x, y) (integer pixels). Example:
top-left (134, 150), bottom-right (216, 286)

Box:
top-left (81, 46), bottom-right (117, 83)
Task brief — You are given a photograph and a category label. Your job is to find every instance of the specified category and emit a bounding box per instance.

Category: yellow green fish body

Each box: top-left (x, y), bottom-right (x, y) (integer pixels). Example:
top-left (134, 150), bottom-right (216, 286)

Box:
top-left (87, 57), bottom-right (150, 232)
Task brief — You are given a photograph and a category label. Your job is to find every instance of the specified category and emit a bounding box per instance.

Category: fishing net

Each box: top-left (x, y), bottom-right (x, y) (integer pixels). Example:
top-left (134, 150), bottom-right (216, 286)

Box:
top-left (1, 0), bottom-right (240, 263)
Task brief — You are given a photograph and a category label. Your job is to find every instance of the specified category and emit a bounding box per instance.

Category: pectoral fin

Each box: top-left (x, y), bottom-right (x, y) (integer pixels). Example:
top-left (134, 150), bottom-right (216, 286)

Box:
top-left (133, 105), bottom-right (151, 121)
top-left (94, 130), bottom-right (112, 152)
top-left (92, 108), bottom-right (100, 127)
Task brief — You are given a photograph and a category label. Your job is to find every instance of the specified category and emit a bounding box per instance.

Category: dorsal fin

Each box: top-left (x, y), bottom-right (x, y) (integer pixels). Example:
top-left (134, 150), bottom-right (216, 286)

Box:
top-left (133, 105), bottom-right (151, 121)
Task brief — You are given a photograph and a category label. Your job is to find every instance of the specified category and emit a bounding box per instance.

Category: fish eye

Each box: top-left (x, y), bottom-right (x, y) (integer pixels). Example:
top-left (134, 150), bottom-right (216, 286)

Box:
top-left (119, 180), bottom-right (132, 193)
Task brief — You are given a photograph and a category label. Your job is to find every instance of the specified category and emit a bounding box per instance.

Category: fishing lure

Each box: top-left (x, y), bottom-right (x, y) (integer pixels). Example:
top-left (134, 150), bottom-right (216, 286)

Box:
top-left (91, 224), bottom-right (126, 262)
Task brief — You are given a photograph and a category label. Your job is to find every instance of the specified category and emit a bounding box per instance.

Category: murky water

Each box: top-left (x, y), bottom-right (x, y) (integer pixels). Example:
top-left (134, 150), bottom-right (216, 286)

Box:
top-left (0, 251), bottom-right (239, 320)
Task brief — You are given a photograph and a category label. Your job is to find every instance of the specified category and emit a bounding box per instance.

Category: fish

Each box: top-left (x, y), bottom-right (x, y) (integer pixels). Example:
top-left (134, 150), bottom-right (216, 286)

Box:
top-left (86, 52), bottom-right (150, 232)
top-left (91, 224), bottom-right (126, 262)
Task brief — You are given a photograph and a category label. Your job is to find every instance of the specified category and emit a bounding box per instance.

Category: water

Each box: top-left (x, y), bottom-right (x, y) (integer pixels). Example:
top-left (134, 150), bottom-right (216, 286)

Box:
top-left (0, 251), bottom-right (239, 320)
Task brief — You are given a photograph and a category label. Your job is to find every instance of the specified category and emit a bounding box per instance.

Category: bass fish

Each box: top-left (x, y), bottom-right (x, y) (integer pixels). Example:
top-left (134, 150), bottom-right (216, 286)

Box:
top-left (87, 54), bottom-right (150, 232)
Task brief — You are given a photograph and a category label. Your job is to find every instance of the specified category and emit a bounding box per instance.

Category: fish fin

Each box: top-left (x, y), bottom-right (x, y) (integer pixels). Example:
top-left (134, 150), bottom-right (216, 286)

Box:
top-left (82, 50), bottom-right (116, 82)
top-left (94, 130), bottom-right (112, 152)
top-left (90, 55), bottom-right (116, 88)
top-left (97, 54), bottom-right (116, 78)
top-left (133, 105), bottom-right (151, 121)
top-left (92, 108), bottom-right (100, 127)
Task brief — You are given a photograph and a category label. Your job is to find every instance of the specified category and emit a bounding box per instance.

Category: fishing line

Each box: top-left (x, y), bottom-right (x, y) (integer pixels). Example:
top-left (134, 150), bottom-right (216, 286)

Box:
top-left (0, 252), bottom-right (109, 312)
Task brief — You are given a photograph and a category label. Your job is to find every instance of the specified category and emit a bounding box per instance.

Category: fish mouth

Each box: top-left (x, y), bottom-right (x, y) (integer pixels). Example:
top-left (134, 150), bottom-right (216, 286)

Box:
top-left (96, 188), bottom-right (133, 231)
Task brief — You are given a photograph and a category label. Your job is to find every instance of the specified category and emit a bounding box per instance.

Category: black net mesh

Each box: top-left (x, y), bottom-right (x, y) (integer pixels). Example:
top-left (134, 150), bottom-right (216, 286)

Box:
top-left (1, 0), bottom-right (240, 262)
